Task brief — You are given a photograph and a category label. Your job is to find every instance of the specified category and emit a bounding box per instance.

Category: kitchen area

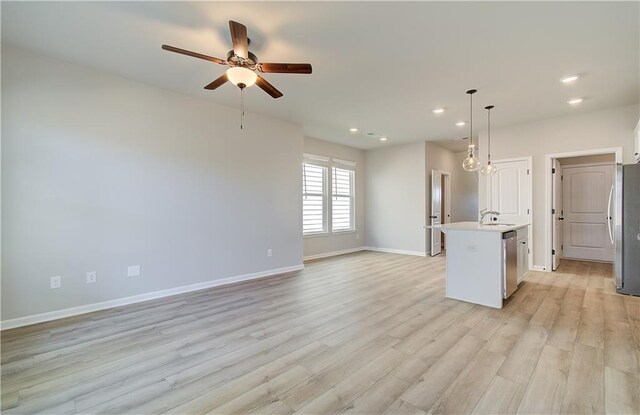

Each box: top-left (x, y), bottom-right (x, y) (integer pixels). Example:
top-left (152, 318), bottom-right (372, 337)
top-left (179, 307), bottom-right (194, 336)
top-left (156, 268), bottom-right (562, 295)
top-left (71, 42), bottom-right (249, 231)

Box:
top-left (441, 218), bottom-right (529, 309)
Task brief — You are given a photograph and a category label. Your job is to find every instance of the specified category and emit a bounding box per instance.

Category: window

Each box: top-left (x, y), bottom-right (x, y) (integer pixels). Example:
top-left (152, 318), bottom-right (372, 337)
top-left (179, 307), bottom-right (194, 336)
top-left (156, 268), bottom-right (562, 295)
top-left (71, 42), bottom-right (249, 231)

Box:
top-left (302, 161), bottom-right (328, 235)
top-left (302, 154), bottom-right (356, 236)
top-left (332, 165), bottom-right (355, 231)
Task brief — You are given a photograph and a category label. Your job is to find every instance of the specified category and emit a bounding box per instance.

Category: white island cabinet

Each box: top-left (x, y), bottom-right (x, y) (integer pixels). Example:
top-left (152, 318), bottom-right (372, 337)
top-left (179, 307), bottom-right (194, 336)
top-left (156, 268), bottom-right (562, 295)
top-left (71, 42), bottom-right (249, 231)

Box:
top-left (441, 221), bottom-right (529, 309)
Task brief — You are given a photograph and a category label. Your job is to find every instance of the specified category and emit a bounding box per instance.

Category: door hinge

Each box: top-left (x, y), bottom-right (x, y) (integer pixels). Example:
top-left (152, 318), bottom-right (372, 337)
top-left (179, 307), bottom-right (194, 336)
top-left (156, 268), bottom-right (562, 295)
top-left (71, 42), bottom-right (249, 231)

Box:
top-left (552, 168), bottom-right (555, 174)
top-left (552, 208), bottom-right (556, 214)
top-left (527, 169), bottom-right (530, 175)
top-left (552, 249), bottom-right (556, 255)
top-left (561, 244), bottom-right (564, 250)
top-left (528, 248), bottom-right (531, 254)
top-left (527, 208), bottom-right (530, 214)
top-left (561, 175), bottom-right (564, 181)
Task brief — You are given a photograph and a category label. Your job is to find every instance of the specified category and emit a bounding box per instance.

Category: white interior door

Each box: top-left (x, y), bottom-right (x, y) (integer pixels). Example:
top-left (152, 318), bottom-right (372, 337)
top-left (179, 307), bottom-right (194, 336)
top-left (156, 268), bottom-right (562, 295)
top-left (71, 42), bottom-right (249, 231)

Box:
top-left (562, 164), bottom-right (615, 262)
top-left (552, 159), bottom-right (562, 271)
top-left (489, 160), bottom-right (531, 225)
top-left (430, 170), bottom-right (442, 256)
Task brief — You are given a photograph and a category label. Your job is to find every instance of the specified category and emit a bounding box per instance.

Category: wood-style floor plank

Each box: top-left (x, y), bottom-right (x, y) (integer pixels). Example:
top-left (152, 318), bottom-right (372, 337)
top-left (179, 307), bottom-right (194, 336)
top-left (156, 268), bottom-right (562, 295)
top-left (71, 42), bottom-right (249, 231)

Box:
top-left (1, 254), bottom-right (638, 415)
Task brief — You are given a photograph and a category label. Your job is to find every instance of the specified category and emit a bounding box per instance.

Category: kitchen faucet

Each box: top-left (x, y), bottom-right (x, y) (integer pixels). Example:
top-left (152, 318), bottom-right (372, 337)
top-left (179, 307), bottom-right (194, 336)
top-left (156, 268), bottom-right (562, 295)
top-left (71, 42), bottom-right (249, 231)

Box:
top-left (479, 208), bottom-right (501, 224)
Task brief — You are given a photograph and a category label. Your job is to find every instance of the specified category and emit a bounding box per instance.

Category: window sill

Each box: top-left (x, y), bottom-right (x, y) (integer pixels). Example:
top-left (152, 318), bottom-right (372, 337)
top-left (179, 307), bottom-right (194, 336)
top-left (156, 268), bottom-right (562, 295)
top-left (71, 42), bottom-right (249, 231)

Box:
top-left (304, 232), bottom-right (330, 239)
top-left (332, 229), bottom-right (357, 235)
top-left (304, 229), bottom-right (357, 239)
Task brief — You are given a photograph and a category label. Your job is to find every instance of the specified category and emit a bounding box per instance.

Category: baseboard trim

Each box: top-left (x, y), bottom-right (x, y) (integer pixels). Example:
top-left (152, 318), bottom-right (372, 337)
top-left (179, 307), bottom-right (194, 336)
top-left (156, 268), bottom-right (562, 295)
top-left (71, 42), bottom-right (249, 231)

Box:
top-left (364, 247), bottom-right (426, 257)
top-left (303, 247), bottom-right (366, 261)
top-left (531, 265), bottom-right (548, 272)
top-left (1, 264), bottom-right (304, 331)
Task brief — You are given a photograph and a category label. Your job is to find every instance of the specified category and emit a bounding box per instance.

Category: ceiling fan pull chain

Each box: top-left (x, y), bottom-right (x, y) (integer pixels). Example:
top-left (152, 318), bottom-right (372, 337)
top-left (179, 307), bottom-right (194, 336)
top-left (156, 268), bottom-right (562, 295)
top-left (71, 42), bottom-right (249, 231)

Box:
top-left (240, 88), bottom-right (244, 130)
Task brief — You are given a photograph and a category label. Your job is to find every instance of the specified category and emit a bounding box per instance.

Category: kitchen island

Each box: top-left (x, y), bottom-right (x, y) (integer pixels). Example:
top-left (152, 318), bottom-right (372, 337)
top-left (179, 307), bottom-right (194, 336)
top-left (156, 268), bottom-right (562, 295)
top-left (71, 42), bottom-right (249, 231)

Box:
top-left (441, 221), bottom-right (529, 309)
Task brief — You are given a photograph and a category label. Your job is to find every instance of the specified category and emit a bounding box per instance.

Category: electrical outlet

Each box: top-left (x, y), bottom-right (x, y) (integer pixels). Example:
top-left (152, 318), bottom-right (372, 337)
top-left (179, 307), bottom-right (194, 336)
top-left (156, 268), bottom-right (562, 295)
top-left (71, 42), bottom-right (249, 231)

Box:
top-left (267, 249), bottom-right (273, 257)
top-left (86, 271), bottom-right (97, 284)
top-left (127, 265), bottom-right (141, 277)
top-left (50, 275), bottom-right (61, 289)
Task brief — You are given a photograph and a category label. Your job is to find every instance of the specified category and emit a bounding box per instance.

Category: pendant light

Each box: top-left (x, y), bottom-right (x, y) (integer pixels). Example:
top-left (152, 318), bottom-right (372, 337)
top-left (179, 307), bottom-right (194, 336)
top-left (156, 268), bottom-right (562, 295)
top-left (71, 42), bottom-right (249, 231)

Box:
top-left (462, 89), bottom-right (480, 172)
top-left (481, 105), bottom-right (498, 175)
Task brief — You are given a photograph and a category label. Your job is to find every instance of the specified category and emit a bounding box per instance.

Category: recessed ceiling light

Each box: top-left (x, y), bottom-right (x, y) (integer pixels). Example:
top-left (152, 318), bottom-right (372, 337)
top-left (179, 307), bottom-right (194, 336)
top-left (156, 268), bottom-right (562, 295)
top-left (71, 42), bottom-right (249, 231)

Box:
top-left (349, 127), bottom-right (359, 133)
top-left (456, 121), bottom-right (466, 127)
top-left (380, 137), bottom-right (388, 142)
top-left (561, 75), bottom-right (579, 84)
top-left (567, 98), bottom-right (583, 105)
top-left (432, 108), bottom-right (445, 114)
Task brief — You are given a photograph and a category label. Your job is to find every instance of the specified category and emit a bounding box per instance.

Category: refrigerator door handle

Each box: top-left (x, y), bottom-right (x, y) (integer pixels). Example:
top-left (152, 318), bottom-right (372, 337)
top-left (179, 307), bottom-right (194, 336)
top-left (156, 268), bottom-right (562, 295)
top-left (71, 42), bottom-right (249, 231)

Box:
top-left (607, 184), bottom-right (614, 245)
top-left (615, 164), bottom-right (623, 290)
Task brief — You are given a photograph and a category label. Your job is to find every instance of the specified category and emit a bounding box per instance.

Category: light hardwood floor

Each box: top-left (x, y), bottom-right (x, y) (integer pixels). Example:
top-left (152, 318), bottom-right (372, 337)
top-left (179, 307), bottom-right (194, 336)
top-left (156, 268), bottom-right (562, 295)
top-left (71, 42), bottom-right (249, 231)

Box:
top-left (1, 252), bottom-right (639, 414)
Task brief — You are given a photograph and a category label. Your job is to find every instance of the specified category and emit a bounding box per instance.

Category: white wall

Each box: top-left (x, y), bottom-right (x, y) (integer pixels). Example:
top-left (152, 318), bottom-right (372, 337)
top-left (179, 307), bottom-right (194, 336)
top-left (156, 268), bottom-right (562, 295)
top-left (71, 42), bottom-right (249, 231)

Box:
top-left (453, 151), bottom-right (479, 221)
top-left (1, 46), bottom-right (304, 322)
top-left (365, 142), bottom-right (426, 255)
top-left (478, 104), bottom-right (639, 268)
top-left (303, 137), bottom-right (365, 258)
top-left (425, 143), bottom-right (478, 223)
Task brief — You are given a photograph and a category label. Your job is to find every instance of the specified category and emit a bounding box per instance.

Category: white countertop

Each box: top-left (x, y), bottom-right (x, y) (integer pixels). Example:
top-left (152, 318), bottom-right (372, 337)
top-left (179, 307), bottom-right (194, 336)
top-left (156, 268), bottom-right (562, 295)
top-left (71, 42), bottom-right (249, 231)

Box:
top-left (440, 221), bottom-right (529, 233)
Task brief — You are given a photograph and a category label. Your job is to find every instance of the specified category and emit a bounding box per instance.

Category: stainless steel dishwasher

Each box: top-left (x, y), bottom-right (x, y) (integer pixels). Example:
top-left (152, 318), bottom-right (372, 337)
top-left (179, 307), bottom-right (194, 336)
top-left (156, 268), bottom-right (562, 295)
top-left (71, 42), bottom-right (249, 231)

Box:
top-left (502, 231), bottom-right (518, 299)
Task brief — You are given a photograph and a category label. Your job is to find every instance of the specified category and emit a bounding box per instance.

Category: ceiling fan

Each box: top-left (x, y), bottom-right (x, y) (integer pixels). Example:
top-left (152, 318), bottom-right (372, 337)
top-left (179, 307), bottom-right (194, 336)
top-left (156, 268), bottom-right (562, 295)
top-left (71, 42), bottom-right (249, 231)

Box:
top-left (162, 20), bottom-right (312, 99)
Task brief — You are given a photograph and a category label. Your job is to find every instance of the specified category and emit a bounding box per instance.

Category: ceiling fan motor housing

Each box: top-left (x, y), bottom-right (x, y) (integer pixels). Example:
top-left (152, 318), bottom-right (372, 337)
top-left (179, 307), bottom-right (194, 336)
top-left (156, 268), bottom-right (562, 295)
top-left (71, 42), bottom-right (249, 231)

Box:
top-left (227, 50), bottom-right (258, 67)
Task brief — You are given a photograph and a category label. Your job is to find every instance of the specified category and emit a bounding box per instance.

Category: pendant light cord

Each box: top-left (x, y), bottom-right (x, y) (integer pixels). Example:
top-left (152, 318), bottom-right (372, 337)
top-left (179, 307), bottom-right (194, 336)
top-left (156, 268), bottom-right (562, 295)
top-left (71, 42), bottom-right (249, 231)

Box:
top-left (484, 105), bottom-right (495, 165)
top-left (487, 107), bottom-right (491, 163)
top-left (469, 92), bottom-right (473, 148)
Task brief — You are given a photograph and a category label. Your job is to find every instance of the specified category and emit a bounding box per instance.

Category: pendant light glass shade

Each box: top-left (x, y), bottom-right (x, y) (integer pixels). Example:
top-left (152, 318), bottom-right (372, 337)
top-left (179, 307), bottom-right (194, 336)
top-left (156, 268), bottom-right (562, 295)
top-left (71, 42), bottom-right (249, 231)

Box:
top-left (480, 162), bottom-right (497, 175)
top-left (481, 105), bottom-right (497, 175)
top-left (462, 89), bottom-right (479, 172)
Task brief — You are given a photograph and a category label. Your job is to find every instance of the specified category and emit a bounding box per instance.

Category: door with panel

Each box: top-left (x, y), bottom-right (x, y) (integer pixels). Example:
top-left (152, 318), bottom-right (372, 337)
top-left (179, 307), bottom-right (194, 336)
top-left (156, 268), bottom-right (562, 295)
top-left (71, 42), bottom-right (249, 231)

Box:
top-left (562, 164), bottom-right (615, 262)
top-left (489, 159), bottom-right (532, 269)
top-left (430, 170), bottom-right (442, 256)
top-left (489, 159), bottom-right (531, 225)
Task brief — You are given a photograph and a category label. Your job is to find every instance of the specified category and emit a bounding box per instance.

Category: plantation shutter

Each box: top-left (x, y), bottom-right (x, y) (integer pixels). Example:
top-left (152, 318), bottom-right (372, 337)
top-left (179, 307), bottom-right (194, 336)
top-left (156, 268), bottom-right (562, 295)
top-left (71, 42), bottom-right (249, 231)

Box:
top-left (302, 155), bottom-right (328, 234)
top-left (332, 159), bottom-right (355, 231)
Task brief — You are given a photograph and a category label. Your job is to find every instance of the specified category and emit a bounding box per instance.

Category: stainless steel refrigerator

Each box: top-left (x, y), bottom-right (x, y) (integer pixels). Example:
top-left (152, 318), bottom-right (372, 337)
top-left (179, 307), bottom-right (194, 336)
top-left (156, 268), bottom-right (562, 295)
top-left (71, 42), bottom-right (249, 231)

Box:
top-left (615, 163), bottom-right (640, 295)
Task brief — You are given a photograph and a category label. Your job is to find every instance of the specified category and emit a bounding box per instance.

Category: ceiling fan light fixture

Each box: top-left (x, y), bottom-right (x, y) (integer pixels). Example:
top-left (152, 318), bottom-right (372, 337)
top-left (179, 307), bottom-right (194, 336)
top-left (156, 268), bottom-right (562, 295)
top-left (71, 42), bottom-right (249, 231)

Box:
top-left (226, 67), bottom-right (257, 88)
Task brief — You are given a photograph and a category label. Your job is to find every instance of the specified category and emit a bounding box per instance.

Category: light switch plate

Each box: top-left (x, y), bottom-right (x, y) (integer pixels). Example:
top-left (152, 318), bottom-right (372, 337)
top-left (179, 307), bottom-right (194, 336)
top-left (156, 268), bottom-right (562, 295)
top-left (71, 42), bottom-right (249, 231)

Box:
top-left (50, 275), bottom-right (61, 289)
top-left (86, 271), bottom-right (97, 284)
top-left (127, 265), bottom-right (141, 277)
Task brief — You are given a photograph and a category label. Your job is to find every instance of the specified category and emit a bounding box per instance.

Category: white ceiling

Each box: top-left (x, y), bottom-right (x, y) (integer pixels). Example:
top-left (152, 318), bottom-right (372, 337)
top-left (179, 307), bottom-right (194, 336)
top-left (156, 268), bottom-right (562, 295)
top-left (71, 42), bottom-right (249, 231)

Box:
top-left (2, 1), bottom-right (638, 149)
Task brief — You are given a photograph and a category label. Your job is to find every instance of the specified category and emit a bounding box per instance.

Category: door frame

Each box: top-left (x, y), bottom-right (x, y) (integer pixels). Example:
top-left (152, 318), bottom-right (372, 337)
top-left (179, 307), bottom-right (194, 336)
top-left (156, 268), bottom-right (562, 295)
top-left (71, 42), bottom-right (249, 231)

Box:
top-left (488, 156), bottom-right (533, 271)
top-left (429, 170), bottom-right (451, 256)
top-left (544, 147), bottom-right (623, 272)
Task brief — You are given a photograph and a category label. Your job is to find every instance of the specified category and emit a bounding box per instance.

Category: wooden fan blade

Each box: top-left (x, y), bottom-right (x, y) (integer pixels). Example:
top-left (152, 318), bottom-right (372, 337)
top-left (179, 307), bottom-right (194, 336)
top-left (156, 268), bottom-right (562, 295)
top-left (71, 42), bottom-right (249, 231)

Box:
top-left (256, 75), bottom-right (283, 99)
top-left (162, 45), bottom-right (226, 65)
top-left (258, 63), bottom-right (312, 74)
top-left (204, 74), bottom-right (228, 90)
top-left (229, 21), bottom-right (248, 59)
